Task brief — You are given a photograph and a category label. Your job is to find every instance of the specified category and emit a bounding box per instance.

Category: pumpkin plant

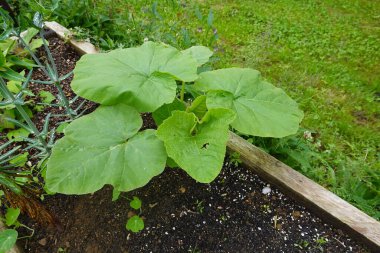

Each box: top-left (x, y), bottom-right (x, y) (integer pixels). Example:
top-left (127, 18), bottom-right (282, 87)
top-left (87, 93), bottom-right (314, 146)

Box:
top-left (45, 41), bottom-right (303, 195)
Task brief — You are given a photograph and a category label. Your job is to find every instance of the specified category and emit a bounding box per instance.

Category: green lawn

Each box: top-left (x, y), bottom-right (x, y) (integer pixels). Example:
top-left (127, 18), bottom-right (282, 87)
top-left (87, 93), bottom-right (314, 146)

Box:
top-left (202, 0), bottom-right (380, 218)
top-left (18, 0), bottom-right (379, 218)
top-left (201, 0), bottom-right (380, 217)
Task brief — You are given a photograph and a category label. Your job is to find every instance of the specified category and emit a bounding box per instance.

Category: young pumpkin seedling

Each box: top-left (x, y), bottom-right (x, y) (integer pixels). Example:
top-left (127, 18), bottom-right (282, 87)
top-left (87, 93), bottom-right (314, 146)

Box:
top-left (111, 191), bottom-right (144, 233)
top-left (126, 196), bottom-right (144, 233)
top-left (45, 41), bottom-right (303, 197)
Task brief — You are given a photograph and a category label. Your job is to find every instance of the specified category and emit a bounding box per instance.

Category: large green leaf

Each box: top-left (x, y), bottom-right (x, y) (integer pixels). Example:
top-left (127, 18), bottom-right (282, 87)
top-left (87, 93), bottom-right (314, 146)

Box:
top-left (0, 229), bottom-right (17, 253)
top-left (194, 68), bottom-right (303, 138)
top-left (46, 104), bottom-right (167, 194)
top-left (152, 98), bottom-right (186, 126)
top-left (71, 41), bottom-right (199, 112)
top-left (182, 46), bottom-right (213, 66)
top-left (186, 95), bottom-right (208, 119)
top-left (156, 109), bottom-right (235, 183)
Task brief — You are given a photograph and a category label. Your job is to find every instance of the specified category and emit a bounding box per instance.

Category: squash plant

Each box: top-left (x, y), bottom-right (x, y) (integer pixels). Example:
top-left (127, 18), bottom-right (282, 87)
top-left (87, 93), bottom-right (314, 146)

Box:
top-left (45, 41), bottom-right (303, 194)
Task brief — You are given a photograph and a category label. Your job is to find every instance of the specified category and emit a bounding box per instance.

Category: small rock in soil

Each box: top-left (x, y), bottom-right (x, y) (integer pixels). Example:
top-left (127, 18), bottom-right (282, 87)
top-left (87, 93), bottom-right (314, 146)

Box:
top-left (38, 238), bottom-right (47, 246)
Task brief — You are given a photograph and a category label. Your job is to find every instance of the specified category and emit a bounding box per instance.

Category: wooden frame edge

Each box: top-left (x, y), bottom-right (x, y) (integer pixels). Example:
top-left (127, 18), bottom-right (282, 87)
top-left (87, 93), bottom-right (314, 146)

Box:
top-left (44, 21), bottom-right (98, 55)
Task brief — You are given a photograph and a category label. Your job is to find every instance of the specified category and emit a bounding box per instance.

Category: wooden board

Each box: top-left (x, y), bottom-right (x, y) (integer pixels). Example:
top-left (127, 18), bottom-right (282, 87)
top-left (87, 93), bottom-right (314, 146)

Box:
top-left (227, 131), bottom-right (380, 252)
top-left (46, 21), bottom-right (380, 252)
top-left (44, 21), bottom-right (98, 55)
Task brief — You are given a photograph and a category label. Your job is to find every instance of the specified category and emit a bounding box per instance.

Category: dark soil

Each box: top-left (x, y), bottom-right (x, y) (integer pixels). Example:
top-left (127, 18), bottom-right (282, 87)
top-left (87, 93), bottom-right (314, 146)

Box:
top-left (4, 34), bottom-right (369, 252)
top-left (19, 162), bottom-right (368, 253)
top-left (28, 33), bottom-right (97, 133)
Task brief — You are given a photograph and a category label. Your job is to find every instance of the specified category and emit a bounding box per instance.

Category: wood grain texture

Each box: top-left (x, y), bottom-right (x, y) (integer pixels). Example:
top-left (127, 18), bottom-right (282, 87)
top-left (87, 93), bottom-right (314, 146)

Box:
top-left (227, 131), bottom-right (380, 252)
top-left (44, 21), bottom-right (98, 55)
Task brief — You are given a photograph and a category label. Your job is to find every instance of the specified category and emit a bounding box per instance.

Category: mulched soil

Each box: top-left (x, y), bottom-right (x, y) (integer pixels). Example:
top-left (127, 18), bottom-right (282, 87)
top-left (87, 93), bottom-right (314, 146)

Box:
top-left (3, 33), bottom-right (369, 252)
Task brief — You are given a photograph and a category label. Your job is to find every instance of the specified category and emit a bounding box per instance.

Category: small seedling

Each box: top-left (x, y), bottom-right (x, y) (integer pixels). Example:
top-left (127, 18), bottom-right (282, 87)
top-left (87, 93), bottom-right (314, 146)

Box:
top-left (130, 196), bottom-right (142, 210)
top-left (220, 215), bottom-right (227, 222)
top-left (126, 196), bottom-right (144, 233)
top-left (195, 200), bottom-right (205, 214)
top-left (294, 240), bottom-right (310, 249)
top-left (229, 152), bottom-right (241, 167)
top-left (126, 215), bottom-right (144, 233)
top-left (315, 236), bottom-right (328, 246)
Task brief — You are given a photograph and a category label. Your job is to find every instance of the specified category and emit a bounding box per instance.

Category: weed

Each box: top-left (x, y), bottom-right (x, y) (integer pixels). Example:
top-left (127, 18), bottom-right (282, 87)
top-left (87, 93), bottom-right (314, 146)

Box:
top-left (229, 152), bottom-right (241, 167)
top-left (195, 200), bottom-right (205, 214)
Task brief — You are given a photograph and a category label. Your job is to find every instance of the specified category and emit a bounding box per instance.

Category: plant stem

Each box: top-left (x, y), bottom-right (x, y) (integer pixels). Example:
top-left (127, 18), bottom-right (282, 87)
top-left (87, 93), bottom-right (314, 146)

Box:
top-left (17, 35), bottom-right (49, 77)
top-left (54, 81), bottom-right (74, 118)
top-left (17, 224), bottom-right (34, 239)
top-left (180, 81), bottom-right (185, 102)
top-left (18, 31), bottom-right (75, 118)
top-left (40, 29), bottom-right (58, 77)
top-left (40, 29), bottom-right (75, 118)
top-left (0, 78), bottom-right (50, 153)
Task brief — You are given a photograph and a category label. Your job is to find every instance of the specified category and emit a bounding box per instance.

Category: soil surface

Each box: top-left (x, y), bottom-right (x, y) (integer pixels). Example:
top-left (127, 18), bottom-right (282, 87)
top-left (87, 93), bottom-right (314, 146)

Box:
top-left (19, 162), bottom-right (368, 253)
top-left (6, 34), bottom-right (369, 252)
top-left (28, 32), bottom-right (97, 134)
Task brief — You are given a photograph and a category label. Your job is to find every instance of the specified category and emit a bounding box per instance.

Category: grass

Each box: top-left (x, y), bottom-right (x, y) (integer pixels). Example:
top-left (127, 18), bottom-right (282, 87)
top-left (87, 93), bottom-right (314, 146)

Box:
top-left (202, 0), bottom-right (380, 218)
top-left (14, 0), bottom-right (379, 218)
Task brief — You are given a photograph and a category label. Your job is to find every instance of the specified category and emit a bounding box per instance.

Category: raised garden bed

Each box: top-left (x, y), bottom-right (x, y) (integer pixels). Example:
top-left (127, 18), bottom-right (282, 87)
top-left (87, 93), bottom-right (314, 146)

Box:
top-left (2, 22), bottom-right (380, 253)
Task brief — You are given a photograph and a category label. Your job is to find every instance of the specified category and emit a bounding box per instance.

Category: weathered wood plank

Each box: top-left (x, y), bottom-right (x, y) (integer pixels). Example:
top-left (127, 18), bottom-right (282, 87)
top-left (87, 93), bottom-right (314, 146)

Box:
top-left (227, 131), bottom-right (380, 252)
top-left (44, 21), bottom-right (98, 55)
